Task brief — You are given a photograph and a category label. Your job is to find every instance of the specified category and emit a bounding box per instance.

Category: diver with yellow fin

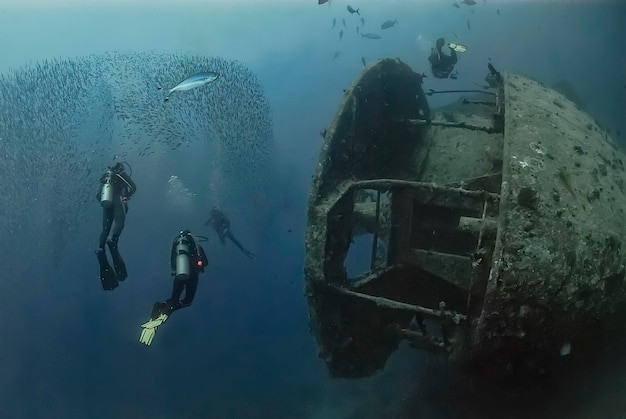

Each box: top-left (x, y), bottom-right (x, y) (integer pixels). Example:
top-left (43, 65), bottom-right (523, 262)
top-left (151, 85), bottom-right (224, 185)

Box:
top-left (139, 230), bottom-right (208, 346)
top-left (95, 161), bottom-right (136, 291)
top-left (428, 37), bottom-right (467, 79)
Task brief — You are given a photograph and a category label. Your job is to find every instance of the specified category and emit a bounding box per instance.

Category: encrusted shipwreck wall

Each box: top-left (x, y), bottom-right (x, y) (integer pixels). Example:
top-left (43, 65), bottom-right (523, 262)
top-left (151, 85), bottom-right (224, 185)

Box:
top-left (471, 73), bottom-right (626, 374)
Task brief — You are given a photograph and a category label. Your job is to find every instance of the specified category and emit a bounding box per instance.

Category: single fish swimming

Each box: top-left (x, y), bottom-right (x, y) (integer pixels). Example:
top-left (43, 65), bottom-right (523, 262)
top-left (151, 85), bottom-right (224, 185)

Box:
top-left (461, 0), bottom-right (476, 5)
top-left (361, 33), bottom-right (382, 40)
top-left (360, 17), bottom-right (365, 27)
top-left (347, 5), bottom-right (360, 15)
top-left (339, 29), bottom-right (344, 40)
top-left (331, 18), bottom-right (336, 29)
top-left (158, 71), bottom-right (219, 102)
top-left (381, 20), bottom-right (398, 30)
top-left (342, 18), bottom-right (346, 28)
top-left (361, 57), bottom-right (366, 67)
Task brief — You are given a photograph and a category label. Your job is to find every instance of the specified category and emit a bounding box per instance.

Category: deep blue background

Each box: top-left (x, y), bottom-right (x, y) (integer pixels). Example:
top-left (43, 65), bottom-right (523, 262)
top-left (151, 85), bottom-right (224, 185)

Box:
top-left (0, 1), bottom-right (625, 418)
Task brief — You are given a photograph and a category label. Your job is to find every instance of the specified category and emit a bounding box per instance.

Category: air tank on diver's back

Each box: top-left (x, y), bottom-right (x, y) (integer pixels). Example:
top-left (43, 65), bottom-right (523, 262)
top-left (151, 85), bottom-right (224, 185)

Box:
top-left (174, 233), bottom-right (191, 281)
top-left (100, 170), bottom-right (114, 208)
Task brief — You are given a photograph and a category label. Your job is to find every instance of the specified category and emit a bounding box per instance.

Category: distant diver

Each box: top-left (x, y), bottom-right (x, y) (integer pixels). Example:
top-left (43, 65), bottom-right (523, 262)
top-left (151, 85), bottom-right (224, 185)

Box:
top-left (95, 161), bottom-right (136, 291)
top-left (204, 205), bottom-right (256, 260)
top-left (158, 71), bottom-right (219, 102)
top-left (428, 37), bottom-right (466, 79)
top-left (139, 230), bottom-right (208, 346)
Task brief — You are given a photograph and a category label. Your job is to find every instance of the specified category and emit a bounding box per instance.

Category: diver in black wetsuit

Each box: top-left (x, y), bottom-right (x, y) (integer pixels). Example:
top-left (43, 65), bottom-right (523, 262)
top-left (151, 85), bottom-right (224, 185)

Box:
top-left (139, 230), bottom-right (208, 346)
top-left (428, 37), bottom-right (458, 79)
top-left (204, 205), bottom-right (256, 260)
top-left (95, 162), bottom-right (137, 290)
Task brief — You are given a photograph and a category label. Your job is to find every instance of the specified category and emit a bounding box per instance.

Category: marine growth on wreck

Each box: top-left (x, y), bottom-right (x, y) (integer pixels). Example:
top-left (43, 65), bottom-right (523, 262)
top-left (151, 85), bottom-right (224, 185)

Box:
top-left (304, 58), bottom-right (626, 379)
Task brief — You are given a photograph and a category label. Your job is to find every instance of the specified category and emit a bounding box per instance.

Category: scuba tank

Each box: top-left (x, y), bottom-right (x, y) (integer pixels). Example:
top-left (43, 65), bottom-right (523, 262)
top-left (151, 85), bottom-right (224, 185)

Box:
top-left (100, 170), bottom-right (114, 208)
top-left (174, 232), bottom-right (192, 281)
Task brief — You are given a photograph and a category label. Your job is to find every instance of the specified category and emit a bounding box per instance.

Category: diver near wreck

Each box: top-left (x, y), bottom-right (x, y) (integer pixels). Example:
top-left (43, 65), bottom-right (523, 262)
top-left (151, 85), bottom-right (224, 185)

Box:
top-left (139, 230), bottom-right (208, 346)
top-left (95, 161), bottom-right (136, 291)
top-left (204, 205), bottom-right (256, 260)
top-left (428, 37), bottom-right (466, 79)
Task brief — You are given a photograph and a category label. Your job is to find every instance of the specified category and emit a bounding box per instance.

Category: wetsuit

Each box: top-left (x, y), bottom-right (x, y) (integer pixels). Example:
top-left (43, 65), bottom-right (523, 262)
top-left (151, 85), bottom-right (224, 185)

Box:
top-left (205, 207), bottom-right (256, 259)
top-left (428, 46), bottom-right (458, 79)
top-left (155, 232), bottom-right (208, 316)
top-left (96, 168), bottom-right (136, 249)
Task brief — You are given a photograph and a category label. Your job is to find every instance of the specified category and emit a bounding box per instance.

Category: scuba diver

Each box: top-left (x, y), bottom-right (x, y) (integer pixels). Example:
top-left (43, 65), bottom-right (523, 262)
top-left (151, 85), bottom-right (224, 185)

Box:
top-left (95, 161), bottom-right (137, 291)
top-left (139, 230), bottom-right (208, 346)
top-left (428, 37), bottom-right (466, 79)
top-left (204, 205), bottom-right (256, 260)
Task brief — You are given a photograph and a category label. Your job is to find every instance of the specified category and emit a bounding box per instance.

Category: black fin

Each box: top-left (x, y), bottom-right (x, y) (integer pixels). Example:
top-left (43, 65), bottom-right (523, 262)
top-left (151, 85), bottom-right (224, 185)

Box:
top-left (96, 249), bottom-right (119, 291)
top-left (107, 240), bottom-right (127, 281)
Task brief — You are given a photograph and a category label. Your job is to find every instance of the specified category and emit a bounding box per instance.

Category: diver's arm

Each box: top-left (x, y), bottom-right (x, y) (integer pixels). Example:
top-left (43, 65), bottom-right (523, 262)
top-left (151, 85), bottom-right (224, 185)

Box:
top-left (197, 245), bottom-right (208, 272)
top-left (118, 173), bottom-right (137, 197)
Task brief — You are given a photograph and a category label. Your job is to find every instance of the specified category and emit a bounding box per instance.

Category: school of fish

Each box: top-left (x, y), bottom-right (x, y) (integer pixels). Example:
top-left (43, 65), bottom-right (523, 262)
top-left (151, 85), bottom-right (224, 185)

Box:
top-left (0, 51), bottom-right (274, 277)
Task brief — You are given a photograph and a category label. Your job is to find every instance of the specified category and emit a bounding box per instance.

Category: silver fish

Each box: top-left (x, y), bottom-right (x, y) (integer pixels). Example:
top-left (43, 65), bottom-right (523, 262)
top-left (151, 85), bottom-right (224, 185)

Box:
top-left (158, 71), bottom-right (219, 102)
top-left (361, 33), bottom-right (381, 40)
top-left (380, 20), bottom-right (397, 30)
top-left (332, 18), bottom-right (336, 29)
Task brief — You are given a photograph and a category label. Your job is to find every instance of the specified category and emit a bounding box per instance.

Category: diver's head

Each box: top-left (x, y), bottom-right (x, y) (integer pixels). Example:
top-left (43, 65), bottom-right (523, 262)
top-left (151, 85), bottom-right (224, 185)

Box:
top-left (180, 229), bottom-right (192, 237)
top-left (110, 162), bottom-right (125, 173)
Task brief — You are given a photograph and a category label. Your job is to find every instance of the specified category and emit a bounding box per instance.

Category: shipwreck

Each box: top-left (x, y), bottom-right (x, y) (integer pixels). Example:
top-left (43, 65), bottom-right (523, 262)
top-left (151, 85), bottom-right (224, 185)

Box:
top-left (304, 58), bottom-right (626, 379)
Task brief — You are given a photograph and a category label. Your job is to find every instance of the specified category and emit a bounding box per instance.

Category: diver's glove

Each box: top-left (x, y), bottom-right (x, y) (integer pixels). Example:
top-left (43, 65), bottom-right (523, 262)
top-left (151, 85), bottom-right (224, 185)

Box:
top-left (139, 313), bottom-right (168, 346)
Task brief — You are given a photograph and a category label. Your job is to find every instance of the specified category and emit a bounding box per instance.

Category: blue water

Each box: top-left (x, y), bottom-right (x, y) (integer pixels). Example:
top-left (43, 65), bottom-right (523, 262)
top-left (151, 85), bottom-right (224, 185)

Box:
top-left (0, 1), bottom-right (625, 418)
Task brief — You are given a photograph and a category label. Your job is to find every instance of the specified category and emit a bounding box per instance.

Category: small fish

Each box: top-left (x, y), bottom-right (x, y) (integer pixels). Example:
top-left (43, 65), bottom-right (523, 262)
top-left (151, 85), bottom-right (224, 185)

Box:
top-left (347, 5), bottom-right (360, 15)
top-left (452, 2), bottom-right (460, 8)
top-left (356, 26), bottom-right (360, 34)
top-left (453, 32), bottom-right (458, 38)
top-left (360, 17), bottom-right (365, 27)
top-left (361, 33), bottom-right (381, 39)
top-left (497, 8), bottom-right (501, 15)
top-left (361, 57), bottom-right (366, 67)
top-left (461, 0), bottom-right (476, 5)
top-left (380, 20), bottom-right (398, 30)
top-left (333, 51), bottom-right (340, 60)
top-left (332, 18), bottom-right (336, 29)
top-left (318, 0), bottom-right (330, 4)
top-left (158, 71), bottom-right (219, 102)
top-left (342, 18), bottom-right (346, 28)
top-left (467, 20), bottom-right (471, 30)
top-left (339, 30), bottom-right (344, 40)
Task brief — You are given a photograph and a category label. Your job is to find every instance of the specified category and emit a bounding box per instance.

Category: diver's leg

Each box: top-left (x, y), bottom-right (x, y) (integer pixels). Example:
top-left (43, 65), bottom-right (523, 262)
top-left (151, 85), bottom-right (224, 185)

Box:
top-left (436, 37), bottom-right (445, 51)
top-left (180, 275), bottom-right (199, 307)
top-left (225, 232), bottom-right (255, 258)
top-left (99, 207), bottom-right (114, 249)
top-left (168, 278), bottom-right (185, 302)
top-left (162, 278), bottom-right (186, 314)
top-left (110, 195), bottom-right (126, 243)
